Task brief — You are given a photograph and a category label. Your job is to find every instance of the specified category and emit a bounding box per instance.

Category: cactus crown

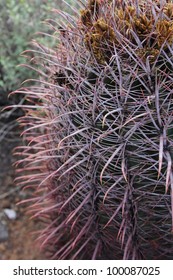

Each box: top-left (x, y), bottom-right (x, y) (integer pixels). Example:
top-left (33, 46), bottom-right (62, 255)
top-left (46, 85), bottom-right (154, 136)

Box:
top-left (80, 0), bottom-right (173, 63)
top-left (16, 0), bottom-right (173, 259)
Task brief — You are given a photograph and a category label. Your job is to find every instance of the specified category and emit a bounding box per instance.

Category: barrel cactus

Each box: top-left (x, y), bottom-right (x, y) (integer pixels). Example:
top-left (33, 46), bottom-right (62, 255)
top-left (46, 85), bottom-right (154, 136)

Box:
top-left (16, 0), bottom-right (173, 259)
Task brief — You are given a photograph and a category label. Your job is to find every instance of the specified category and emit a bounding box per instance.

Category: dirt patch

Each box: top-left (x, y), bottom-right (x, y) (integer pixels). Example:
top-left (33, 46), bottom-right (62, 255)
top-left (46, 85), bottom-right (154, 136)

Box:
top-left (0, 118), bottom-right (45, 260)
top-left (0, 214), bottom-right (44, 260)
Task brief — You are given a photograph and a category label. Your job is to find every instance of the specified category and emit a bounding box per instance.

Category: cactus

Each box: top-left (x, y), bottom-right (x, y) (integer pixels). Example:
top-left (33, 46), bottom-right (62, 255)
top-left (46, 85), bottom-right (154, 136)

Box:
top-left (16, 0), bottom-right (173, 259)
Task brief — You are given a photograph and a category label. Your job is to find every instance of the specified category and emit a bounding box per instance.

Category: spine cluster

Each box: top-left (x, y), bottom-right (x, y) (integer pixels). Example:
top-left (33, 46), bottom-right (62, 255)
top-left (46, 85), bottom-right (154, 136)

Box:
top-left (16, 0), bottom-right (173, 259)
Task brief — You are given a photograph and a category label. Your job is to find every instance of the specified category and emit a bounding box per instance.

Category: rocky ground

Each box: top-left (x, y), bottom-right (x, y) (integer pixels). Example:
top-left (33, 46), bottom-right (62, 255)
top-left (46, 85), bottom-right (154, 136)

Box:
top-left (0, 108), bottom-right (45, 260)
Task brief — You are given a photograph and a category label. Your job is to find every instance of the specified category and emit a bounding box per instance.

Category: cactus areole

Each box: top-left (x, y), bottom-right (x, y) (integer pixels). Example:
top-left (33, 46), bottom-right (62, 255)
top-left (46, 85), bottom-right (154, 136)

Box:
top-left (16, 0), bottom-right (173, 259)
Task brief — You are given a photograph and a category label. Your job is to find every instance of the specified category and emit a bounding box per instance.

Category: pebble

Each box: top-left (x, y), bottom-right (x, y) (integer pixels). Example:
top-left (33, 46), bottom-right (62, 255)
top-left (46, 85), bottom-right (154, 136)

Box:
top-left (0, 221), bottom-right (8, 242)
top-left (3, 208), bottom-right (17, 220)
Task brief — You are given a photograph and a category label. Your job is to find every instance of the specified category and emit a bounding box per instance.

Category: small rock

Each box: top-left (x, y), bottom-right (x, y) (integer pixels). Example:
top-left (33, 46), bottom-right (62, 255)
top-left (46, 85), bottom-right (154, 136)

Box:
top-left (4, 208), bottom-right (17, 220)
top-left (0, 221), bottom-right (8, 242)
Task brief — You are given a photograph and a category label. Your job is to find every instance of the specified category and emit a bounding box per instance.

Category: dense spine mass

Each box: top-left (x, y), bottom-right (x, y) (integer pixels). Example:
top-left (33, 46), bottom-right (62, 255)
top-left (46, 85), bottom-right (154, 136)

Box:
top-left (16, 0), bottom-right (173, 259)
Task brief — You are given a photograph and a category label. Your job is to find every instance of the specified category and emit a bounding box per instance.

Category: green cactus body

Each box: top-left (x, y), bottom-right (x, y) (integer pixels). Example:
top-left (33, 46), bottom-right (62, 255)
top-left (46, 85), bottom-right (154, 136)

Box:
top-left (16, 0), bottom-right (173, 259)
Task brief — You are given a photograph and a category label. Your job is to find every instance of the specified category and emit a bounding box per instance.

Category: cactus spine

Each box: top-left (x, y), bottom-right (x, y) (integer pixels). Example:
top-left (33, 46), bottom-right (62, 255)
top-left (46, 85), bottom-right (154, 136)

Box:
top-left (16, 0), bottom-right (173, 259)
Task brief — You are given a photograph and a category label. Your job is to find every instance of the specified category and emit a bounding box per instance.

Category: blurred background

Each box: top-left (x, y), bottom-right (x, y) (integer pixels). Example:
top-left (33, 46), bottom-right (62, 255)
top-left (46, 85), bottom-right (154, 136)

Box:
top-left (0, 0), bottom-right (77, 259)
